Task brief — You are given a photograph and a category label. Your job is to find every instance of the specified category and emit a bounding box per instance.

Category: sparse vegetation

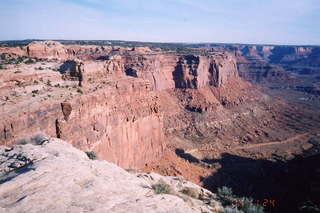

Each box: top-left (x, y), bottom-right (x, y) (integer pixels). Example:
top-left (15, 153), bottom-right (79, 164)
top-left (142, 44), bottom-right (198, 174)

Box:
top-left (85, 151), bottom-right (97, 160)
top-left (151, 180), bottom-right (172, 194)
top-left (25, 58), bottom-right (35, 64)
top-left (46, 80), bottom-right (52, 86)
top-left (216, 186), bottom-right (264, 213)
top-left (15, 133), bottom-right (49, 145)
top-left (32, 90), bottom-right (39, 94)
top-left (0, 64), bottom-right (5, 69)
top-left (181, 187), bottom-right (199, 199)
top-left (36, 66), bottom-right (44, 70)
top-left (14, 70), bottom-right (22, 74)
top-left (299, 201), bottom-right (320, 213)
top-left (77, 88), bottom-right (83, 94)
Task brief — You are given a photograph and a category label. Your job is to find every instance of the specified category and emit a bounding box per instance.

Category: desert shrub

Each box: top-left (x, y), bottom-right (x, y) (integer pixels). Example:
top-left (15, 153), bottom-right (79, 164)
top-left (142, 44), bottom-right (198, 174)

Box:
top-left (216, 187), bottom-right (264, 213)
top-left (242, 204), bottom-right (264, 213)
top-left (299, 201), bottom-right (320, 213)
top-left (0, 64), bottom-right (4, 69)
top-left (239, 198), bottom-right (264, 213)
top-left (0, 53), bottom-right (5, 60)
top-left (222, 206), bottom-right (243, 213)
top-left (217, 186), bottom-right (235, 206)
top-left (181, 187), bottom-right (199, 199)
top-left (16, 57), bottom-right (23, 63)
top-left (32, 90), bottom-right (39, 94)
top-left (25, 58), bottom-right (35, 64)
top-left (85, 151), bottom-right (97, 160)
top-left (15, 133), bottom-right (48, 145)
top-left (152, 180), bottom-right (172, 194)
top-left (46, 80), bottom-right (52, 86)
top-left (77, 88), bottom-right (83, 94)
top-left (30, 133), bottom-right (49, 145)
top-left (14, 70), bottom-right (22, 74)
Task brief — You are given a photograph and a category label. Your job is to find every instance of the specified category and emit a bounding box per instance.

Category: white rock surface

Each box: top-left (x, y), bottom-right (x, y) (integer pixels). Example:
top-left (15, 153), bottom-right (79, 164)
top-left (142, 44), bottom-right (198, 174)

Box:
top-left (0, 138), bottom-right (222, 213)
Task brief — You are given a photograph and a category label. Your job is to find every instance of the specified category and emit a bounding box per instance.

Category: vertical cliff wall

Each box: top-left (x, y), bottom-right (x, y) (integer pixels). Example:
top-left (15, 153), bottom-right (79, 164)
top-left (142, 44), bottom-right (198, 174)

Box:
top-left (121, 53), bottom-right (238, 90)
top-left (0, 73), bottom-right (165, 168)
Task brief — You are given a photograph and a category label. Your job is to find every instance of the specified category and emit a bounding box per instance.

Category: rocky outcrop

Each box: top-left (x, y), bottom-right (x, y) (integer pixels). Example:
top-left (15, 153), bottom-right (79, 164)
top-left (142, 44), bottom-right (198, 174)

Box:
top-left (59, 60), bottom-right (85, 86)
top-left (0, 138), bottom-right (222, 213)
top-left (25, 41), bottom-right (69, 59)
top-left (0, 76), bottom-right (164, 168)
top-left (121, 53), bottom-right (238, 90)
top-left (0, 41), bottom-right (159, 61)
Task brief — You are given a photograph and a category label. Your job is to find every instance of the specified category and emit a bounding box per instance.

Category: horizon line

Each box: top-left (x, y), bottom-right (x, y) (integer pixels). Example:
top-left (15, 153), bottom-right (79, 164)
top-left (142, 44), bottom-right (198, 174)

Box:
top-left (1, 38), bottom-right (320, 47)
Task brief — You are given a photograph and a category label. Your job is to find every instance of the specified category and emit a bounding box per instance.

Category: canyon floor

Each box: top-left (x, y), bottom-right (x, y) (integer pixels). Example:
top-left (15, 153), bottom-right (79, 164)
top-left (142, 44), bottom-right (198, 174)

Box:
top-left (1, 40), bottom-right (320, 213)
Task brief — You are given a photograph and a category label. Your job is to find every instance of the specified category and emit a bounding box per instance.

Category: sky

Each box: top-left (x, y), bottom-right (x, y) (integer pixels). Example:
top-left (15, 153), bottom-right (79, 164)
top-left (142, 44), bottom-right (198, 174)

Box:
top-left (0, 0), bottom-right (319, 45)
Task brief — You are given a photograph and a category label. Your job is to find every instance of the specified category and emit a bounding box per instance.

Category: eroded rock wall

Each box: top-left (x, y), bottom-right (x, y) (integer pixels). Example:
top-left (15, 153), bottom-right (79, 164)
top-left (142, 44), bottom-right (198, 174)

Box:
top-left (121, 53), bottom-right (238, 90)
top-left (0, 41), bottom-right (240, 169)
top-left (0, 76), bottom-right (164, 169)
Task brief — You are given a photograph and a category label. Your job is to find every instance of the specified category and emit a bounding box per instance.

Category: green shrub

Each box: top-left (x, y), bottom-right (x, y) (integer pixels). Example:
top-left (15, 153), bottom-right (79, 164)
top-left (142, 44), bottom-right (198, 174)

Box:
top-left (85, 151), bottom-right (97, 160)
top-left (222, 207), bottom-right (243, 213)
top-left (217, 186), bottom-right (235, 206)
top-left (216, 187), bottom-right (264, 213)
top-left (152, 180), bottom-right (172, 194)
top-left (239, 198), bottom-right (264, 213)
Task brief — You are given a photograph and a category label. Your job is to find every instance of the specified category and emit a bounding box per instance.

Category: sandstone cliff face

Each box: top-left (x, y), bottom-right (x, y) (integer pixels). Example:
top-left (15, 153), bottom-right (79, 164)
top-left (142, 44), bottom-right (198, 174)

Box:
top-left (0, 41), bottom-right (158, 61)
top-left (25, 41), bottom-right (69, 59)
top-left (0, 138), bottom-right (222, 213)
top-left (0, 41), bottom-right (244, 169)
top-left (121, 53), bottom-right (238, 90)
top-left (0, 76), bottom-right (164, 168)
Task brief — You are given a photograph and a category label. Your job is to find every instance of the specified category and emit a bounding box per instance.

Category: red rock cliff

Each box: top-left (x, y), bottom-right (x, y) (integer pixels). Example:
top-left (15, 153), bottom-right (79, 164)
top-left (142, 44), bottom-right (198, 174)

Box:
top-left (0, 41), bottom-right (239, 169)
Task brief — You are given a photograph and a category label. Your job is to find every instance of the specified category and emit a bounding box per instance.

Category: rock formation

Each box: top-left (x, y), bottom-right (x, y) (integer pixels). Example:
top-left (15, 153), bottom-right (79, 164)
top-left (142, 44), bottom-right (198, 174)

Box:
top-left (0, 41), bottom-right (241, 169)
top-left (1, 40), bottom-right (320, 175)
top-left (0, 138), bottom-right (222, 213)
top-left (121, 53), bottom-right (237, 90)
top-left (1, 40), bottom-right (320, 212)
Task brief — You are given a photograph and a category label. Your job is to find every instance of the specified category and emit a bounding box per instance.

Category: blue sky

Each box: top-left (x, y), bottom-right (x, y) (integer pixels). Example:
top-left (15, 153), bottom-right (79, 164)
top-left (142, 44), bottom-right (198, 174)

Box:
top-left (0, 0), bottom-right (319, 45)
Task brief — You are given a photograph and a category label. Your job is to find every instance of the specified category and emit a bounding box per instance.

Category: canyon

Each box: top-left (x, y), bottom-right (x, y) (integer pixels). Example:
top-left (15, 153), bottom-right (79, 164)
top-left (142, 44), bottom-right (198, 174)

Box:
top-left (1, 40), bottom-right (320, 212)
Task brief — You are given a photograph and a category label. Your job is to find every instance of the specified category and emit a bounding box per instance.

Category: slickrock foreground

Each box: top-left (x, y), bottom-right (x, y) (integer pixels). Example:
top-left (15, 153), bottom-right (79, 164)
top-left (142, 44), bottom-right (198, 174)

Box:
top-left (0, 138), bottom-right (222, 213)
